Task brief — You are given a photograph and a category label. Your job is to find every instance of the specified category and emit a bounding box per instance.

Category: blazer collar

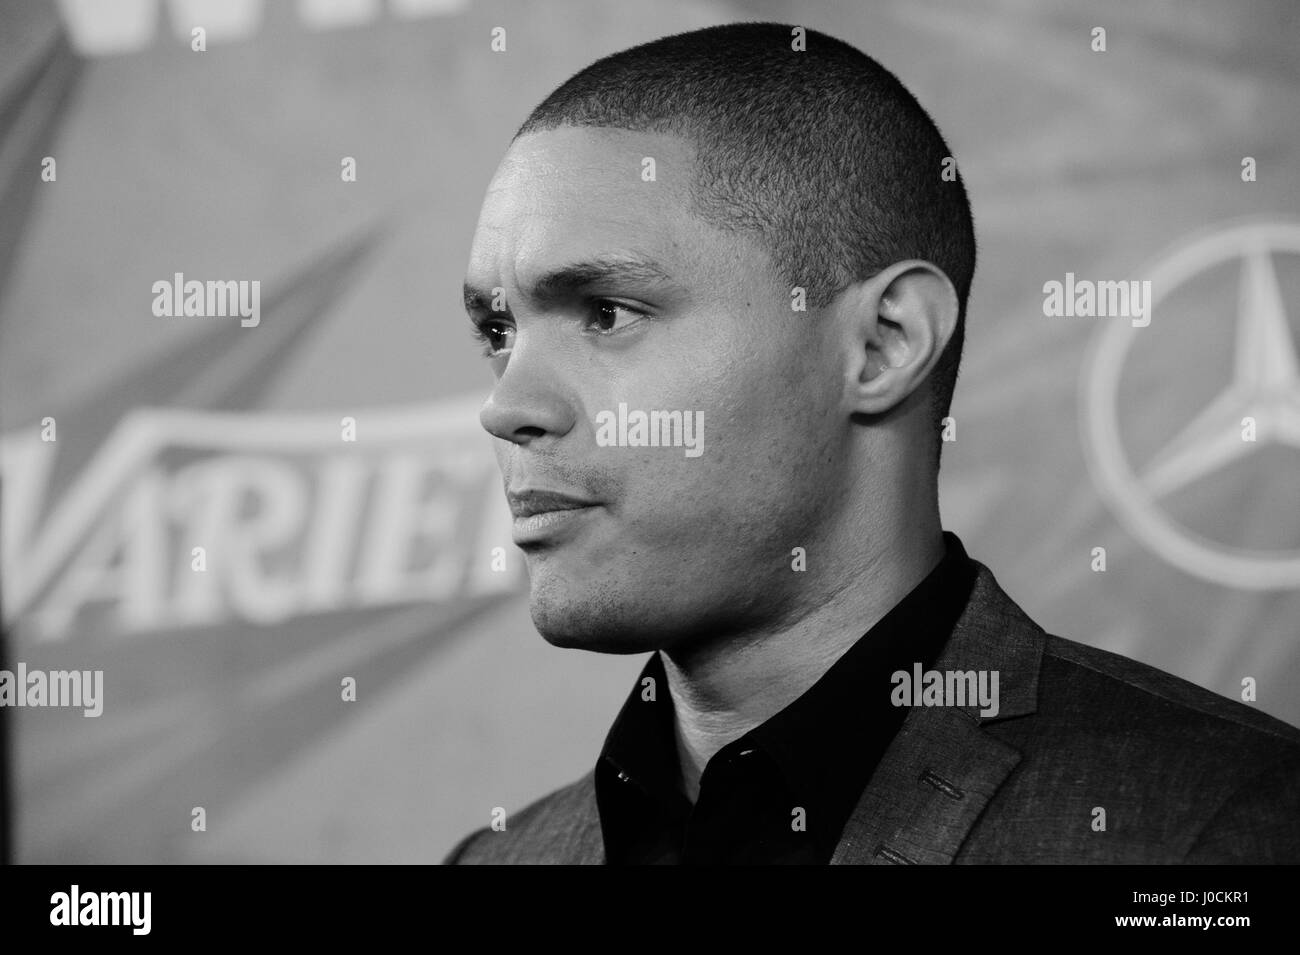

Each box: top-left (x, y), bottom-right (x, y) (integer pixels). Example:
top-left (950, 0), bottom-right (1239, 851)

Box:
top-left (831, 560), bottom-right (1044, 864)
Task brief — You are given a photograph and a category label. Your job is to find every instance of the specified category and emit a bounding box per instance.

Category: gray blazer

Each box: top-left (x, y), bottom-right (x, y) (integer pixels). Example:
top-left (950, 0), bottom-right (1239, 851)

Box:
top-left (444, 560), bottom-right (1300, 864)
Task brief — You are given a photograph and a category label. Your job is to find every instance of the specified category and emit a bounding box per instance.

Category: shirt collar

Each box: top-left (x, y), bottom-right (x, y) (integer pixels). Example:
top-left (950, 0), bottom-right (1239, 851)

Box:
top-left (595, 531), bottom-right (979, 861)
top-left (736, 531), bottom-right (978, 847)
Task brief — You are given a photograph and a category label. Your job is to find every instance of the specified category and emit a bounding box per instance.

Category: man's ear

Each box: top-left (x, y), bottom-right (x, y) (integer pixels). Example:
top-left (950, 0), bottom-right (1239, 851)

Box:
top-left (837, 260), bottom-right (959, 416)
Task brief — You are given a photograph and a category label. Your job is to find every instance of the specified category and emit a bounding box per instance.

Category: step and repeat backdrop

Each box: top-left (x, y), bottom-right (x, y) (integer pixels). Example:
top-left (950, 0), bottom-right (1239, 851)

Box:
top-left (1, 0), bottom-right (1297, 862)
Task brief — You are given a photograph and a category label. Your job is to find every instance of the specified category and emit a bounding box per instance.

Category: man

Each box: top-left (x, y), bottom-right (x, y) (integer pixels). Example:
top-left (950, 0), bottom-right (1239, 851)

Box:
top-left (446, 22), bottom-right (1300, 864)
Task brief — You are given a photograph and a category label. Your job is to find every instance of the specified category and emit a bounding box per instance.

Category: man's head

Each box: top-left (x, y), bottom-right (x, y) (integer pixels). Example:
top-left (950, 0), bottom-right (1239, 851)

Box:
top-left (465, 23), bottom-right (975, 653)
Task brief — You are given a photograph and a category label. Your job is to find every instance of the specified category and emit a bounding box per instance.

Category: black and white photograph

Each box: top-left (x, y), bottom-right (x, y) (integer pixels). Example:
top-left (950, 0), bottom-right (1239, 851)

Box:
top-left (0, 0), bottom-right (1297, 928)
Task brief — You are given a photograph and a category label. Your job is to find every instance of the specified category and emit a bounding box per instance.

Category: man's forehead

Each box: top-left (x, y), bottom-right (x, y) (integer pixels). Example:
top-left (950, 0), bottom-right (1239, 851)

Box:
top-left (493, 126), bottom-right (694, 190)
top-left (469, 127), bottom-right (698, 284)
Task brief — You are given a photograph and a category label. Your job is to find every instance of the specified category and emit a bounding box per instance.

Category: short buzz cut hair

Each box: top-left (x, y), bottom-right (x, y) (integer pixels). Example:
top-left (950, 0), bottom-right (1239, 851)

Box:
top-left (514, 22), bottom-right (976, 467)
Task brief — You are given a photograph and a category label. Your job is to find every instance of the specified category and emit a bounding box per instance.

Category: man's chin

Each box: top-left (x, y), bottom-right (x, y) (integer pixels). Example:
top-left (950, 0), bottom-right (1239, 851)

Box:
top-left (529, 603), bottom-right (663, 654)
top-left (521, 552), bottom-right (754, 654)
top-left (525, 577), bottom-right (670, 655)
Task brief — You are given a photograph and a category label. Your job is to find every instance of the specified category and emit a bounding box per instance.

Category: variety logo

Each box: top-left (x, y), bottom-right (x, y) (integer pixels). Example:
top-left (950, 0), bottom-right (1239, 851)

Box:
top-left (56, 0), bottom-right (470, 57)
top-left (0, 396), bottom-right (517, 641)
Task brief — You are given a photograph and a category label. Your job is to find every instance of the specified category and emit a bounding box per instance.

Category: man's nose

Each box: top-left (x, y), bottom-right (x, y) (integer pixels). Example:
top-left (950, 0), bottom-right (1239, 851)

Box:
top-left (478, 334), bottom-right (576, 446)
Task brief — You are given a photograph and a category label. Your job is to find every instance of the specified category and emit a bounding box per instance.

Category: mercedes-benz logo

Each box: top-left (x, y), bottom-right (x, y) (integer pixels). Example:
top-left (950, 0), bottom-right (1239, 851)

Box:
top-left (1081, 219), bottom-right (1300, 590)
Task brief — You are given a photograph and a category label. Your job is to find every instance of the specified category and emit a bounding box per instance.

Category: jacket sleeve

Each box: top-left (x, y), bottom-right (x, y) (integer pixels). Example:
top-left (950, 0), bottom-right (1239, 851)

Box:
top-left (1183, 749), bottom-right (1300, 863)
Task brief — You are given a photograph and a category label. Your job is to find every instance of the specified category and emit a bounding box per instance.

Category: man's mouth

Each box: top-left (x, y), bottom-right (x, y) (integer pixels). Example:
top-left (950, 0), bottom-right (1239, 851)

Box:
top-left (507, 488), bottom-right (602, 544)
top-left (507, 488), bottom-right (599, 518)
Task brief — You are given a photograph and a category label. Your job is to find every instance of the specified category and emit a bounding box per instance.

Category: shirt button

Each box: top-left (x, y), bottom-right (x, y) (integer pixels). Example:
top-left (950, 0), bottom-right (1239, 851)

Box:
top-left (617, 771), bottom-right (632, 783)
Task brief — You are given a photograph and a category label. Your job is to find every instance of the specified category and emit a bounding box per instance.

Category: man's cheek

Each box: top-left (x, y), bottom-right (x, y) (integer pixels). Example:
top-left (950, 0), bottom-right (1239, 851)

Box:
top-left (491, 440), bottom-right (512, 481)
top-left (630, 458), bottom-right (745, 530)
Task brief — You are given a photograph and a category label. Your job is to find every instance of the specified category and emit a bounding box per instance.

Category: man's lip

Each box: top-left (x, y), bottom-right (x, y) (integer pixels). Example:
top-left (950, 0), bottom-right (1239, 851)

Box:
top-left (506, 488), bottom-right (601, 518)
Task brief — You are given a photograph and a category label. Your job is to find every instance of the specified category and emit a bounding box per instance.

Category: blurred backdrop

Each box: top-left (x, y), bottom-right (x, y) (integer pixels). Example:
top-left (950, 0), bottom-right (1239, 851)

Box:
top-left (1, 0), bottom-right (1297, 863)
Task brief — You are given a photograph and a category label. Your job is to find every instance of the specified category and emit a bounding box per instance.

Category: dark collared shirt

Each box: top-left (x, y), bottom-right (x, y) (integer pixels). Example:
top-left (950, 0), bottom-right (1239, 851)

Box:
top-left (593, 531), bottom-right (979, 864)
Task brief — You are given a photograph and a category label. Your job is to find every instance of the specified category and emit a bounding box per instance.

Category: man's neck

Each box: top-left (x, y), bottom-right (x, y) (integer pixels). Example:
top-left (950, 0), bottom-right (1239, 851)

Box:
top-left (660, 524), bottom-right (946, 803)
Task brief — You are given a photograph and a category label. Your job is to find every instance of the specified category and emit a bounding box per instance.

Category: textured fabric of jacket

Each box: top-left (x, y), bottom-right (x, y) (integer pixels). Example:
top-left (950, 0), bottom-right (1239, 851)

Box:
top-left (444, 558), bottom-right (1300, 864)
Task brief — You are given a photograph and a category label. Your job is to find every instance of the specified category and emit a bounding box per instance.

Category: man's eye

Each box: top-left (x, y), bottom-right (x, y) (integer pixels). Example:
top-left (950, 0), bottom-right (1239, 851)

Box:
top-left (470, 321), bottom-right (514, 356)
top-left (588, 300), bottom-right (647, 334)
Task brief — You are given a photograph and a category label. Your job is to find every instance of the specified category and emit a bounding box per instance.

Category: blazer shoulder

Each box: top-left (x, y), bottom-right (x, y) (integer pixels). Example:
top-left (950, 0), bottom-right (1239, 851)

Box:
top-left (954, 615), bottom-right (1300, 861)
top-left (1040, 632), bottom-right (1300, 750)
top-left (441, 770), bottom-right (600, 865)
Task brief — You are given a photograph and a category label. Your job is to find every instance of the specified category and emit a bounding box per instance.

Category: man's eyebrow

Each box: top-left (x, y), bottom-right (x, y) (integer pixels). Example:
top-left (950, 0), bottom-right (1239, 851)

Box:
top-left (463, 253), bottom-right (674, 314)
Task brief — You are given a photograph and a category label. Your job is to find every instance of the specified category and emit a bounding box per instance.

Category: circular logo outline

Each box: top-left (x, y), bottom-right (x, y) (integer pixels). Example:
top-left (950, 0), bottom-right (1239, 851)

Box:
top-left (1080, 217), bottom-right (1300, 590)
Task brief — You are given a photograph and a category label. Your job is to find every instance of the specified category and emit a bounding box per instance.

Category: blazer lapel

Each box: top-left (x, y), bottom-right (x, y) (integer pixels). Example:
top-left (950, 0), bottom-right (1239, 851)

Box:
top-left (831, 562), bottom-right (1044, 864)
